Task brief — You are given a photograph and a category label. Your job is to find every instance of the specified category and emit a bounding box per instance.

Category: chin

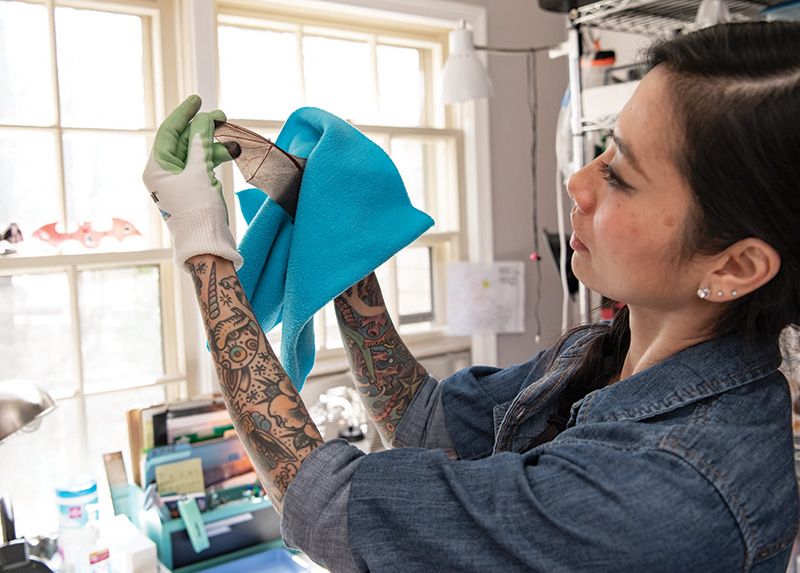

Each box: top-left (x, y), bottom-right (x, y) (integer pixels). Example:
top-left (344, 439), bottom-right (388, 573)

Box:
top-left (570, 258), bottom-right (618, 303)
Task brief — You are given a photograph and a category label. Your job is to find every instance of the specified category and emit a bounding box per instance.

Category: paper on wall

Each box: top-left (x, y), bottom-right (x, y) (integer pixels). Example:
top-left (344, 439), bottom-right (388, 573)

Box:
top-left (446, 262), bottom-right (525, 335)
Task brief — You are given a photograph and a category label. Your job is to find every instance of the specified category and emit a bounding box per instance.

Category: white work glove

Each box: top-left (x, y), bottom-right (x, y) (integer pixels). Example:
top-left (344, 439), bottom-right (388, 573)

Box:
top-left (142, 94), bottom-right (243, 271)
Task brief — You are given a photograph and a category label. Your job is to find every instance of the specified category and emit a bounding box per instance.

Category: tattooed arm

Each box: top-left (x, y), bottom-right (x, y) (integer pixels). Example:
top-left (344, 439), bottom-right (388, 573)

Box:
top-left (334, 272), bottom-right (429, 446)
top-left (186, 254), bottom-right (323, 515)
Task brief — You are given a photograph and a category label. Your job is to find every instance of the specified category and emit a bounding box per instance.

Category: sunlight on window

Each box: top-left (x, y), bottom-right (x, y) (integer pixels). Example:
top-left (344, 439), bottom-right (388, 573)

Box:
top-left (303, 36), bottom-right (373, 122)
top-left (0, 1), bottom-right (55, 126)
top-left (55, 7), bottom-right (146, 129)
top-left (0, 399), bottom-right (83, 536)
top-left (0, 130), bottom-right (61, 239)
top-left (218, 26), bottom-right (301, 120)
top-left (390, 138), bottom-right (427, 211)
top-left (397, 247), bottom-right (433, 320)
top-left (392, 138), bottom-right (461, 233)
top-left (62, 131), bottom-right (152, 250)
top-left (377, 45), bottom-right (423, 126)
top-left (78, 266), bottom-right (164, 393)
top-left (0, 273), bottom-right (75, 397)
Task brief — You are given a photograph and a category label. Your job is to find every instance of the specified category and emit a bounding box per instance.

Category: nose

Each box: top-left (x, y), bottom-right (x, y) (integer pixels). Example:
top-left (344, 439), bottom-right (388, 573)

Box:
top-left (566, 162), bottom-right (596, 214)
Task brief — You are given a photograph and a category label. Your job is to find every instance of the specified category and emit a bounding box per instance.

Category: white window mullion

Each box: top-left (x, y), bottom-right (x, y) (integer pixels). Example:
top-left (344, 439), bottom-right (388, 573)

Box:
top-left (160, 261), bottom-right (179, 379)
top-left (296, 23), bottom-right (306, 101)
top-left (141, 13), bottom-right (167, 249)
top-left (431, 242), bottom-right (451, 329)
top-left (66, 264), bottom-right (90, 470)
top-left (369, 34), bottom-right (379, 121)
top-left (46, 0), bottom-right (68, 230)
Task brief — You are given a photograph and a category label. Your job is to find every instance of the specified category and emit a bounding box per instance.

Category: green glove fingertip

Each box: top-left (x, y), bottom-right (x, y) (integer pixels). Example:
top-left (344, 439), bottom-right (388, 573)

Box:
top-left (154, 95), bottom-right (203, 173)
top-left (209, 109), bottom-right (227, 123)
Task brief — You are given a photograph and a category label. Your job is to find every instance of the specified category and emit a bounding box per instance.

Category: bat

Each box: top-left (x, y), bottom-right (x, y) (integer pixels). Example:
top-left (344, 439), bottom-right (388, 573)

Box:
top-left (33, 218), bottom-right (142, 248)
top-left (1, 223), bottom-right (23, 244)
top-left (213, 121), bottom-right (306, 220)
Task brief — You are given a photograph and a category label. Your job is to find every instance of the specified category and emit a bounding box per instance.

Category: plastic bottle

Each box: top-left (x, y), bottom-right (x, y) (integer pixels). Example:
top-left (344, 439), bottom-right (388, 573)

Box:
top-left (84, 504), bottom-right (111, 573)
top-left (56, 476), bottom-right (98, 573)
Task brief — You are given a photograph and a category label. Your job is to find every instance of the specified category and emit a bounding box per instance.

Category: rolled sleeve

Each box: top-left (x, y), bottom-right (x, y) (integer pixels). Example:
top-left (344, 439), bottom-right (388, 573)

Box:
top-left (393, 374), bottom-right (454, 450)
top-left (346, 440), bottom-right (744, 573)
top-left (281, 439), bottom-right (366, 573)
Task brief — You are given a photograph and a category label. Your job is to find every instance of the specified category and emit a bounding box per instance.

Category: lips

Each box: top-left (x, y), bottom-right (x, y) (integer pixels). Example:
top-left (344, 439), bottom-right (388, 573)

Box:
top-left (570, 232), bottom-right (588, 252)
top-left (569, 212), bottom-right (589, 252)
top-left (569, 208), bottom-right (588, 246)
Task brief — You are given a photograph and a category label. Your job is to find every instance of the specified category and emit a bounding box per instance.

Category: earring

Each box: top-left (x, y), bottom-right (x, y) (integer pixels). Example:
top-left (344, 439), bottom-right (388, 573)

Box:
top-left (717, 290), bottom-right (724, 298)
top-left (697, 287), bottom-right (711, 299)
top-left (731, 290), bottom-right (738, 297)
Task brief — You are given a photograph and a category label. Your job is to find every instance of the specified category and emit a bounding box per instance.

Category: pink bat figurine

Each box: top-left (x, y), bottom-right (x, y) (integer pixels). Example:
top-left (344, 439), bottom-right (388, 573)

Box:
top-left (33, 218), bottom-right (142, 248)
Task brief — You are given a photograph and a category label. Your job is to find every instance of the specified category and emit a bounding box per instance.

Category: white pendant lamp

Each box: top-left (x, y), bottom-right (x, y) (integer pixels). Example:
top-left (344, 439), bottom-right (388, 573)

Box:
top-left (441, 24), bottom-right (494, 104)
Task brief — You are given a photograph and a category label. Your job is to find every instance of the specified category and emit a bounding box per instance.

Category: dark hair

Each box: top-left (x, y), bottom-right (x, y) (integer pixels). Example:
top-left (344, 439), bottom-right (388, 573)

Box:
top-left (554, 22), bottom-right (800, 402)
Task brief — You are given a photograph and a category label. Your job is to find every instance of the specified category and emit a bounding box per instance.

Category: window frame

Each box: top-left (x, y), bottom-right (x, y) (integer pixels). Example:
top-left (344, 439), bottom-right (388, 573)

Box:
top-left (0, 0), bottom-right (185, 391)
top-left (213, 3), bottom-right (474, 380)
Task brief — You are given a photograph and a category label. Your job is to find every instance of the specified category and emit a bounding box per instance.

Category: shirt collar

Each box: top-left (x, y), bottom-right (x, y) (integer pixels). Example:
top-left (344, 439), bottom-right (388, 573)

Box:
top-left (573, 333), bottom-right (782, 425)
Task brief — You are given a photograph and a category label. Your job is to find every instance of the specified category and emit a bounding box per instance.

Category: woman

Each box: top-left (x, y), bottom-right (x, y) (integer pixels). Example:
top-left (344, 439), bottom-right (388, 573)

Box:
top-left (143, 21), bottom-right (800, 573)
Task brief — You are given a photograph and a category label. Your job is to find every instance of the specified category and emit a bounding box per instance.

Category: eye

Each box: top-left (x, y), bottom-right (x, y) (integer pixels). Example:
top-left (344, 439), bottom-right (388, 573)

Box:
top-left (598, 160), bottom-right (631, 191)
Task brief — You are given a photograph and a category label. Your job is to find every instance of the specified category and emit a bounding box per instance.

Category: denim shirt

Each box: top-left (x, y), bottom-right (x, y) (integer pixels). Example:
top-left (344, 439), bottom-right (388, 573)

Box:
top-left (281, 325), bottom-right (799, 572)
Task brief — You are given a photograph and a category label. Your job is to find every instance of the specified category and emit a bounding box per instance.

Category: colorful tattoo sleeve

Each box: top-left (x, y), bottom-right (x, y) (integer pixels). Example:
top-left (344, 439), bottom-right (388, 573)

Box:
top-left (334, 272), bottom-right (429, 445)
top-left (186, 254), bottom-right (323, 514)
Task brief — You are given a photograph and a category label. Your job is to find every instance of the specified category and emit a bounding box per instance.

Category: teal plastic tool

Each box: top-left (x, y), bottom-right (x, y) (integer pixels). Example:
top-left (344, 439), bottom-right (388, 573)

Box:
top-left (177, 497), bottom-right (210, 553)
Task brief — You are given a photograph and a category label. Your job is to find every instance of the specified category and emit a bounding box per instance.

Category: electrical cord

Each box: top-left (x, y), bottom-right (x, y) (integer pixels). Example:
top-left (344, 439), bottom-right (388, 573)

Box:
top-left (527, 50), bottom-right (543, 344)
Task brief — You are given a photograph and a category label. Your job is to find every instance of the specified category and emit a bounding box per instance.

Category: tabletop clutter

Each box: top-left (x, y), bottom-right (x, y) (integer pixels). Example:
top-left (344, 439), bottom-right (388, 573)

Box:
top-left (44, 389), bottom-right (369, 572)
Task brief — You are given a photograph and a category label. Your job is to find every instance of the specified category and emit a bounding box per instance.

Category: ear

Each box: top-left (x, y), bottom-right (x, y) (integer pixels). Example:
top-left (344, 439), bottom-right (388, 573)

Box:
top-left (703, 238), bottom-right (781, 300)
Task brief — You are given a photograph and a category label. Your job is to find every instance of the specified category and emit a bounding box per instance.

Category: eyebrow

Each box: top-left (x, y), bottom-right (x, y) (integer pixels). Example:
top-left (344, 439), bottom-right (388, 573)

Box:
top-left (611, 131), bottom-right (650, 183)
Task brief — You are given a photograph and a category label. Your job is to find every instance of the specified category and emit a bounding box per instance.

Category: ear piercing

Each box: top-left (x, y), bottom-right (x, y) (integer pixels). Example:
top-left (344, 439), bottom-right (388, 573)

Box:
top-left (696, 287), bottom-right (739, 300)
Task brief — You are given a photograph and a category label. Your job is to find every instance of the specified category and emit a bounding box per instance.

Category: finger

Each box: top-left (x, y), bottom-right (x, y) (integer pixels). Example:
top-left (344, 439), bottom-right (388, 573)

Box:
top-left (177, 109), bottom-right (234, 164)
top-left (209, 109), bottom-right (227, 124)
top-left (173, 103), bottom-right (224, 161)
top-left (163, 94), bottom-right (202, 134)
top-left (187, 111), bottom-right (215, 165)
top-left (212, 141), bottom-right (240, 168)
top-left (154, 95), bottom-right (202, 172)
top-left (175, 124), bottom-right (191, 166)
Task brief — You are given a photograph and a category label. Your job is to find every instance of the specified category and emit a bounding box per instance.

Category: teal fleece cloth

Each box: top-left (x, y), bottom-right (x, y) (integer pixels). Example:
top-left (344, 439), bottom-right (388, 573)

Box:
top-left (235, 107), bottom-right (434, 390)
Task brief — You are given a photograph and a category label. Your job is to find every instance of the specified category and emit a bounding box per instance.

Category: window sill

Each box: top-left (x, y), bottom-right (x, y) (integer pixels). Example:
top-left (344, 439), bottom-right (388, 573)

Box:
top-left (307, 330), bottom-right (471, 381)
top-left (0, 248), bottom-right (172, 272)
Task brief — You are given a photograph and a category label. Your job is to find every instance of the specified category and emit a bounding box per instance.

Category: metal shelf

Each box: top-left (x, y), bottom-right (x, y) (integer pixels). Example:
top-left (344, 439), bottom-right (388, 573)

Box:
top-left (569, 0), bottom-right (783, 36)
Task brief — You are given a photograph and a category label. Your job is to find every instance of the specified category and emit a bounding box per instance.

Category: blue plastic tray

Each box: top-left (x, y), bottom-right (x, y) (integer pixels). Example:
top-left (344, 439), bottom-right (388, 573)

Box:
top-left (198, 548), bottom-right (311, 573)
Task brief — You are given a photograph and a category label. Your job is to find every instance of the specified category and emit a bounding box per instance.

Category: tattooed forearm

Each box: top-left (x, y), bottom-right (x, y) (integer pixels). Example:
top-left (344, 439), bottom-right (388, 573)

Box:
top-left (334, 273), bottom-right (428, 445)
top-left (187, 255), bottom-right (323, 514)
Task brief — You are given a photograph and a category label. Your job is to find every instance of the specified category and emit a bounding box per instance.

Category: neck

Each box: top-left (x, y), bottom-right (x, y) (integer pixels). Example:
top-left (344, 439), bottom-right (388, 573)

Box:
top-left (617, 303), bottom-right (717, 382)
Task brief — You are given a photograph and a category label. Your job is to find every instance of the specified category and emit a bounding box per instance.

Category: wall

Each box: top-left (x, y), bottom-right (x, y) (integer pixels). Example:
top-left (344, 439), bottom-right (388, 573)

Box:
top-left (458, 0), bottom-right (573, 366)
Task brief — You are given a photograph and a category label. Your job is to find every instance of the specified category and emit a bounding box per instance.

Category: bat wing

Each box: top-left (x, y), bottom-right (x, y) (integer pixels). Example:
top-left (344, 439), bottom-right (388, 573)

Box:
top-left (214, 122), bottom-right (305, 219)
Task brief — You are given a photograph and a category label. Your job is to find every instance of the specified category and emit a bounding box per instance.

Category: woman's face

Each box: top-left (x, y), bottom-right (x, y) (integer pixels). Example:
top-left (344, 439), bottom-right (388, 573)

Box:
top-left (567, 66), bottom-right (708, 311)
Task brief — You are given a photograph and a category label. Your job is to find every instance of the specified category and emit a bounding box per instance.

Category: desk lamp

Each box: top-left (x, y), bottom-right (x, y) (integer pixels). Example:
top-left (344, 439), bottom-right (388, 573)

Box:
top-left (0, 380), bottom-right (56, 573)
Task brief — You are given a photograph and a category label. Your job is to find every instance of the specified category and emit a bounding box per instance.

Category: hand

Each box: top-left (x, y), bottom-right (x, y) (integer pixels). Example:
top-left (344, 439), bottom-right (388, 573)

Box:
top-left (142, 94), bottom-right (243, 271)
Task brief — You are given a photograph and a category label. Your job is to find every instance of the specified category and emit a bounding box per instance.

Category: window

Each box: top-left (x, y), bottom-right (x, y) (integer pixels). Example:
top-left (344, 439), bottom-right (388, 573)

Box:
top-left (215, 5), bottom-right (466, 358)
top-left (0, 0), bottom-right (184, 535)
top-left (0, 0), bottom-right (481, 537)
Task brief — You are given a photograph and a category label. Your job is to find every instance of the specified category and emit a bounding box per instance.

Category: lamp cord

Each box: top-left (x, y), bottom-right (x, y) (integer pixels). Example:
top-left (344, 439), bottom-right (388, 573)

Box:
top-left (527, 50), bottom-right (543, 345)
